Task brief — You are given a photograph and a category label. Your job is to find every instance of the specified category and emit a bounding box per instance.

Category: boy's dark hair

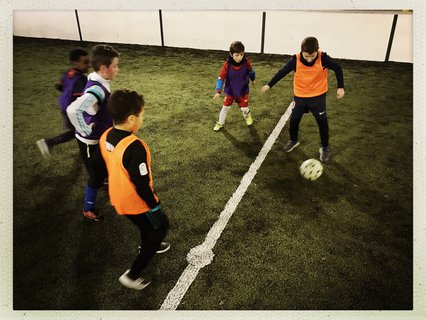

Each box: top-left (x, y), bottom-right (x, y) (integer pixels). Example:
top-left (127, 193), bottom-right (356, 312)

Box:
top-left (108, 89), bottom-right (144, 124)
top-left (90, 44), bottom-right (120, 71)
top-left (301, 37), bottom-right (319, 54)
top-left (69, 48), bottom-right (89, 62)
top-left (229, 41), bottom-right (245, 54)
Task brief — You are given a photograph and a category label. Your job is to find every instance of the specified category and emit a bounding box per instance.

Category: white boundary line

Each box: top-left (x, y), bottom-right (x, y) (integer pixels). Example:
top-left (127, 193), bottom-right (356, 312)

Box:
top-left (160, 103), bottom-right (294, 310)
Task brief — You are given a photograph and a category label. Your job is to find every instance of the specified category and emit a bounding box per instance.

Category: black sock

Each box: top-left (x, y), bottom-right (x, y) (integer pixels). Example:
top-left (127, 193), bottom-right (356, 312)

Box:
top-left (45, 130), bottom-right (75, 147)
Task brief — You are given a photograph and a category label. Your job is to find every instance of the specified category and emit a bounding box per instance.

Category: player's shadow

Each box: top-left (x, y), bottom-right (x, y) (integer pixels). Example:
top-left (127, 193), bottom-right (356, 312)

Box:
top-left (269, 147), bottom-right (329, 219)
top-left (14, 155), bottom-right (90, 308)
top-left (326, 161), bottom-right (411, 228)
top-left (221, 126), bottom-right (263, 159)
top-left (268, 151), bottom-right (411, 234)
top-left (26, 154), bottom-right (84, 213)
top-left (67, 207), bottom-right (115, 309)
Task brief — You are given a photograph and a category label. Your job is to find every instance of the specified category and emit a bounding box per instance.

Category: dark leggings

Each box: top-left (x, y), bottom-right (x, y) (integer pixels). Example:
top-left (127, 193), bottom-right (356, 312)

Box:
top-left (291, 94), bottom-right (329, 147)
top-left (45, 130), bottom-right (75, 147)
top-left (125, 209), bottom-right (170, 279)
top-left (76, 139), bottom-right (101, 176)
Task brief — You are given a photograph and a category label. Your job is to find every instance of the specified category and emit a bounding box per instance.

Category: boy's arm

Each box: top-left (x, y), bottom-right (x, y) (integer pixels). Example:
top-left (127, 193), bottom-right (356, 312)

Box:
top-left (124, 141), bottom-right (160, 210)
top-left (215, 61), bottom-right (228, 93)
top-left (267, 55), bottom-right (296, 89)
top-left (55, 73), bottom-right (65, 92)
top-left (55, 81), bottom-right (64, 92)
top-left (246, 57), bottom-right (256, 82)
top-left (66, 86), bottom-right (104, 137)
top-left (321, 53), bottom-right (344, 89)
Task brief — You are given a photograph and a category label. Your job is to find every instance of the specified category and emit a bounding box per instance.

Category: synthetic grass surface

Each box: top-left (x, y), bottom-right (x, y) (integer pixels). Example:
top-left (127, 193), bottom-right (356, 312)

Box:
top-left (13, 37), bottom-right (412, 310)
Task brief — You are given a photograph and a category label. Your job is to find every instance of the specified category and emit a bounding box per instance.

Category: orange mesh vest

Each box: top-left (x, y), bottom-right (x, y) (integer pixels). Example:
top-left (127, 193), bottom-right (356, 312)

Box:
top-left (99, 128), bottom-right (158, 215)
top-left (293, 51), bottom-right (328, 98)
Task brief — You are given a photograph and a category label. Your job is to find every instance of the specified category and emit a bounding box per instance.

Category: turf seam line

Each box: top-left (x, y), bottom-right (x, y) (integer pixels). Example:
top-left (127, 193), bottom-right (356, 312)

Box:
top-left (160, 103), bottom-right (294, 310)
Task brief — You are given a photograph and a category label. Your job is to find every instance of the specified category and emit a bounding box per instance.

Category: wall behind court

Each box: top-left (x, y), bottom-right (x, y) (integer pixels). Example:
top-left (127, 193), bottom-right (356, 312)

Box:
top-left (13, 10), bottom-right (412, 63)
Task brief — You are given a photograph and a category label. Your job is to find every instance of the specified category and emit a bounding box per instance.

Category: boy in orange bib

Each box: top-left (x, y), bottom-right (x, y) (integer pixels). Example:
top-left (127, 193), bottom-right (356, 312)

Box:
top-left (262, 37), bottom-right (345, 162)
top-left (93, 89), bottom-right (170, 290)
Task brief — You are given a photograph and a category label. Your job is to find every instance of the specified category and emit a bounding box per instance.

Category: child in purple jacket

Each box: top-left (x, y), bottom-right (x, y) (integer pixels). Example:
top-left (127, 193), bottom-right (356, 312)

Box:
top-left (36, 49), bottom-right (90, 158)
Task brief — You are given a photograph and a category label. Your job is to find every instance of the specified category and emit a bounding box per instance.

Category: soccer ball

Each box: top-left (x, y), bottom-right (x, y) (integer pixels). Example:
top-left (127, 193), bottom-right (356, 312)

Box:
top-left (299, 159), bottom-right (323, 180)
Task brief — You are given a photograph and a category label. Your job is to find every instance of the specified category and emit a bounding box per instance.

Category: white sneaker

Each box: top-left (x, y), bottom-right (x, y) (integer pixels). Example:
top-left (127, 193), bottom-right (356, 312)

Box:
top-left (119, 270), bottom-right (151, 290)
top-left (36, 139), bottom-right (51, 159)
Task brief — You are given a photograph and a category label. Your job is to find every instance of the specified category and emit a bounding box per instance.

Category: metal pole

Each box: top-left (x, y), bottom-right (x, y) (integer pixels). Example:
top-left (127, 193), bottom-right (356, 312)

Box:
top-left (385, 14), bottom-right (398, 62)
top-left (159, 9), bottom-right (164, 47)
top-left (74, 10), bottom-right (83, 42)
top-left (261, 12), bottom-right (266, 54)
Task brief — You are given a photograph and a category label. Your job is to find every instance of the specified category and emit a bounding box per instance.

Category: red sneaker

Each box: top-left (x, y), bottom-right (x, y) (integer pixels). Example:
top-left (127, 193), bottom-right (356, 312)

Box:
top-left (83, 210), bottom-right (104, 222)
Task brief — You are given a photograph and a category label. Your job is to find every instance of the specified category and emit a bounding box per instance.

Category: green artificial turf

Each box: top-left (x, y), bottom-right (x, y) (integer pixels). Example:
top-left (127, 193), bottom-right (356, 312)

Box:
top-left (13, 37), bottom-right (412, 310)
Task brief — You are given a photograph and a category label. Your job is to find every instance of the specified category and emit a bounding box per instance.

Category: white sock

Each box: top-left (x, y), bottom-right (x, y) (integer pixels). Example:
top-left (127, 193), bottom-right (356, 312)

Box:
top-left (241, 107), bottom-right (250, 119)
top-left (218, 106), bottom-right (231, 124)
